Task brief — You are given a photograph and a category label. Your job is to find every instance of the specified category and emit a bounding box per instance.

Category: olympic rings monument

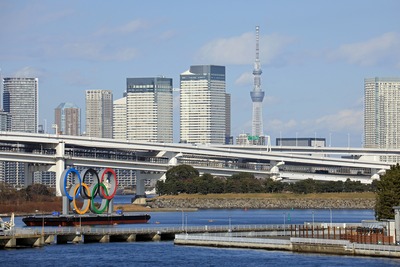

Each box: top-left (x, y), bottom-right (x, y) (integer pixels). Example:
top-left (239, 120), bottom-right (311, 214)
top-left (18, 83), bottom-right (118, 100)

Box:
top-left (22, 166), bottom-right (151, 226)
top-left (59, 168), bottom-right (119, 215)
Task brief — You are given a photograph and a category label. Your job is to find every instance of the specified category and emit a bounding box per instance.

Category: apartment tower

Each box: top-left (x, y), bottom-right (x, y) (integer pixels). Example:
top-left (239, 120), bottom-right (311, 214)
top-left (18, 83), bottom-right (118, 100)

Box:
top-left (85, 90), bottom-right (113, 138)
top-left (180, 65), bottom-right (227, 144)
top-left (113, 96), bottom-right (127, 140)
top-left (54, 102), bottom-right (81, 136)
top-left (2, 77), bottom-right (38, 188)
top-left (3, 77), bottom-right (38, 133)
top-left (124, 77), bottom-right (173, 142)
top-left (364, 77), bottom-right (400, 162)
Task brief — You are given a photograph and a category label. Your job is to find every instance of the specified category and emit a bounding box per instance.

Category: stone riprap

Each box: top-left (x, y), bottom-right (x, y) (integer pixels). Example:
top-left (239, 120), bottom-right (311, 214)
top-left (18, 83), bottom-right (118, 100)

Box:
top-left (151, 197), bottom-right (375, 209)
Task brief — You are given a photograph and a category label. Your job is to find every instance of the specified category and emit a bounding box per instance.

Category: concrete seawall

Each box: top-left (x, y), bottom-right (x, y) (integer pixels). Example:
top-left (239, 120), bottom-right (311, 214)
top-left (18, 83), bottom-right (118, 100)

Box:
top-left (174, 234), bottom-right (400, 258)
top-left (151, 198), bottom-right (375, 209)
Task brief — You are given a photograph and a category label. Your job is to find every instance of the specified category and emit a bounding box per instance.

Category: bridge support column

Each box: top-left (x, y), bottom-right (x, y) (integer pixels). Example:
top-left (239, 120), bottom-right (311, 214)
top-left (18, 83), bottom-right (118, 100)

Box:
top-left (99, 235), bottom-right (110, 243)
top-left (270, 161), bottom-right (285, 181)
top-left (134, 171), bottom-right (165, 204)
top-left (152, 232), bottom-right (161, 241)
top-left (5, 238), bottom-right (16, 248)
top-left (127, 234), bottom-right (136, 242)
top-left (24, 163), bottom-right (33, 188)
top-left (54, 141), bottom-right (65, 197)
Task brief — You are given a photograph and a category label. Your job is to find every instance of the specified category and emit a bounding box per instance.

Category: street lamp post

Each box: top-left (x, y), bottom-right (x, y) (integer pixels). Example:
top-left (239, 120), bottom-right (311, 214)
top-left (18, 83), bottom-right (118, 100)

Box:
top-left (181, 209), bottom-right (184, 232)
top-left (283, 213), bottom-right (286, 236)
top-left (312, 210), bottom-right (315, 230)
top-left (42, 214), bottom-right (44, 237)
top-left (176, 208), bottom-right (184, 232)
top-left (185, 214), bottom-right (188, 235)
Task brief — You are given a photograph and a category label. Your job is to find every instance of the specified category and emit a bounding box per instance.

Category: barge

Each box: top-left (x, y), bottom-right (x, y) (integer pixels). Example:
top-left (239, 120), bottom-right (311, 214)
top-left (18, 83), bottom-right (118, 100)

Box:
top-left (22, 213), bottom-right (151, 227)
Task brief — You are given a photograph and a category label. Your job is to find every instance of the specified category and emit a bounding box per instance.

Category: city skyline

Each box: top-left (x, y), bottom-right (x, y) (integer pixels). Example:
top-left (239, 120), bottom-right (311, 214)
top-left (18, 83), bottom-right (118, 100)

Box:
top-left (1, 1), bottom-right (400, 147)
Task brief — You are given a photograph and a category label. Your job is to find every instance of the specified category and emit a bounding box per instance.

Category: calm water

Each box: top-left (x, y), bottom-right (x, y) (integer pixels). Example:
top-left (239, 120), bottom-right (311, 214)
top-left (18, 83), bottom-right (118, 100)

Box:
top-left (1, 196), bottom-right (400, 266)
top-left (2, 241), bottom-right (400, 267)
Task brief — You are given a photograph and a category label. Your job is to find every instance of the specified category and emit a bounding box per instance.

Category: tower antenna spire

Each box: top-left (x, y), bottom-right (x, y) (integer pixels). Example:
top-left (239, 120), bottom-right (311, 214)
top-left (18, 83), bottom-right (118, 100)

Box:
top-left (255, 26), bottom-right (260, 64)
top-left (250, 26), bottom-right (265, 138)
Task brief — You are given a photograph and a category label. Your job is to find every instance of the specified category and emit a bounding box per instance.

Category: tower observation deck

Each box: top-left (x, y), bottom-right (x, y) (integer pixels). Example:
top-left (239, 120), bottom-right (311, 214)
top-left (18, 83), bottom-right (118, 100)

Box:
top-left (250, 26), bottom-right (265, 137)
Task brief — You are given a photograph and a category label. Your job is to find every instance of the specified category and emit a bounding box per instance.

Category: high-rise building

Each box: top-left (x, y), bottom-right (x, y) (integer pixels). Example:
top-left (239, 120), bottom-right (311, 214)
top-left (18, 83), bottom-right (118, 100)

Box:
top-left (54, 102), bottom-right (81, 136)
top-left (364, 77), bottom-right (400, 161)
top-left (125, 77), bottom-right (173, 143)
top-left (3, 77), bottom-right (38, 133)
top-left (113, 96), bottom-right (127, 140)
top-left (85, 90), bottom-right (113, 138)
top-left (180, 65), bottom-right (227, 144)
top-left (2, 77), bottom-right (38, 188)
top-left (225, 93), bottom-right (233, 144)
top-left (250, 26), bottom-right (265, 138)
top-left (0, 111), bottom-right (11, 131)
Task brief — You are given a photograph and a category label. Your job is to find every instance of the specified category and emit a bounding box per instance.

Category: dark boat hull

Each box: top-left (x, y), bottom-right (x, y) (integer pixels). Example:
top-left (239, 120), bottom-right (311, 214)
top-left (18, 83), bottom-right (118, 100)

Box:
top-left (22, 214), bottom-right (151, 227)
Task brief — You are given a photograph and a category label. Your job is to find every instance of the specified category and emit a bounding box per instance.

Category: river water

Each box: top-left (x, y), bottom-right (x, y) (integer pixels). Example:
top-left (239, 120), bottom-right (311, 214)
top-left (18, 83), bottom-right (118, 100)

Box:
top-left (1, 196), bottom-right (400, 266)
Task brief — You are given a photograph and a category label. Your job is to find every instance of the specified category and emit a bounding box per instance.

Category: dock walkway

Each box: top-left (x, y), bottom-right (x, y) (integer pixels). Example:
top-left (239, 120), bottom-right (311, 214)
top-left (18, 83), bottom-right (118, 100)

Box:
top-left (0, 224), bottom-right (282, 249)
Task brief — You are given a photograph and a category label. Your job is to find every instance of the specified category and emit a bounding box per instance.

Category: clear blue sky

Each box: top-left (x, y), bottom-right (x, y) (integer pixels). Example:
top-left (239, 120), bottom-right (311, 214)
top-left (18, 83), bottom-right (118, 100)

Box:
top-left (1, 0), bottom-right (399, 147)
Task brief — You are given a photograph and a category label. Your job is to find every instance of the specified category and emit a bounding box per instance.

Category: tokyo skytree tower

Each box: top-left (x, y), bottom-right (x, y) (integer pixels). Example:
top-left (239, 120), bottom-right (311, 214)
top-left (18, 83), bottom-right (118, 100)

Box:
top-left (250, 26), bottom-right (265, 137)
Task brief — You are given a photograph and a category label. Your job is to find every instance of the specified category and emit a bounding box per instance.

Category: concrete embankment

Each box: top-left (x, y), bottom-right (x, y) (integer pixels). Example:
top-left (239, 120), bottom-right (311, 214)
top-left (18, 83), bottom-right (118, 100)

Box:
top-left (174, 235), bottom-right (400, 258)
top-left (150, 197), bottom-right (375, 209)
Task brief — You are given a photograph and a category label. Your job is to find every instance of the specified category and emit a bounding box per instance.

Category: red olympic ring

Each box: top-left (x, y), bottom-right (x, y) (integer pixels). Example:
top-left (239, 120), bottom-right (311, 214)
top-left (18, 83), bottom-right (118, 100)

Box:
top-left (99, 168), bottom-right (118, 200)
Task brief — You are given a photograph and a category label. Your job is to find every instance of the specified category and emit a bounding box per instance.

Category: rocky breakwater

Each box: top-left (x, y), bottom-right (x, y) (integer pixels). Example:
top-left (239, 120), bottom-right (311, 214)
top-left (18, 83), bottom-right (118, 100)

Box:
top-left (151, 196), bottom-right (375, 209)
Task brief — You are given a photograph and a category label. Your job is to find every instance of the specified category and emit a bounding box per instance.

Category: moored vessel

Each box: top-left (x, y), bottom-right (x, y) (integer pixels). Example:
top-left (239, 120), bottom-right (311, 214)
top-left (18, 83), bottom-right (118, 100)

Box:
top-left (22, 212), bottom-right (151, 227)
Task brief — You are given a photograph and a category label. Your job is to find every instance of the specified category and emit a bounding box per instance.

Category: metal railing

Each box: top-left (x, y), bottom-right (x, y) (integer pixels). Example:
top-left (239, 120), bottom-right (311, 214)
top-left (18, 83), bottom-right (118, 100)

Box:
top-left (175, 234), bottom-right (291, 245)
top-left (353, 243), bottom-right (400, 252)
top-left (34, 224), bottom-right (288, 235)
top-left (290, 237), bottom-right (351, 246)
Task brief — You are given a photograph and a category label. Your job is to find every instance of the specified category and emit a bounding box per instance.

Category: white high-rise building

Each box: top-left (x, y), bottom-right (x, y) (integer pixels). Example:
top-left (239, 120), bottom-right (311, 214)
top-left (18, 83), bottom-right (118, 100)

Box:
top-left (2, 77), bottom-right (39, 188)
top-left (85, 90), bottom-right (113, 138)
top-left (3, 77), bottom-right (38, 133)
top-left (364, 77), bottom-right (400, 162)
top-left (125, 77), bottom-right (173, 143)
top-left (113, 96), bottom-right (127, 140)
top-left (180, 65), bottom-right (227, 144)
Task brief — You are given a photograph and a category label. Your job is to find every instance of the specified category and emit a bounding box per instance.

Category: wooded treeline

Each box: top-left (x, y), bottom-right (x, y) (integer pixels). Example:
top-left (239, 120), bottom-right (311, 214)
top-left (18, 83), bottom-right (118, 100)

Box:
top-left (156, 164), bottom-right (376, 195)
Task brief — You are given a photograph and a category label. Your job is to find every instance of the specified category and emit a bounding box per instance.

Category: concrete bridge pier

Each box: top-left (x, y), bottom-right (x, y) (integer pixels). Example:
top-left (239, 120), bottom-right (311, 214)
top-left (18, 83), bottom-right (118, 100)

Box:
top-left (133, 171), bottom-right (165, 204)
top-left (127, 234), bottom-right (136, 242)
top-left (270, 160), bottom-right (285, 181)
top-left (47, 141), bottom-right (66, 197)
top-left (24, 163), bottom-right (54, 188)
top-left (152, 232), bottom-right (161, 241)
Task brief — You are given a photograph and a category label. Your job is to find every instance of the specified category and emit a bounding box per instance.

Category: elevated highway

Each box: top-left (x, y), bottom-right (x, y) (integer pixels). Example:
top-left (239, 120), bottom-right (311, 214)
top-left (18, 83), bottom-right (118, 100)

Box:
top-left (0, 132), bottom-right (396, 197)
